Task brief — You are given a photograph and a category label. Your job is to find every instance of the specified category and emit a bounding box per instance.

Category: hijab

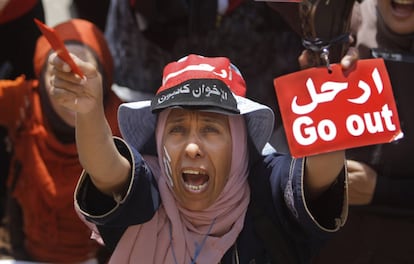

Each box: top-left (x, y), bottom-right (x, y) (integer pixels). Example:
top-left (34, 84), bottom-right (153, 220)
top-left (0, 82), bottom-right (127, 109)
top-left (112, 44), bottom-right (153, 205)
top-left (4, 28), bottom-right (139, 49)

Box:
top-left (110, 110), bottom-right (250, 263)
top-left (354, 0), bottom-right (414, 58)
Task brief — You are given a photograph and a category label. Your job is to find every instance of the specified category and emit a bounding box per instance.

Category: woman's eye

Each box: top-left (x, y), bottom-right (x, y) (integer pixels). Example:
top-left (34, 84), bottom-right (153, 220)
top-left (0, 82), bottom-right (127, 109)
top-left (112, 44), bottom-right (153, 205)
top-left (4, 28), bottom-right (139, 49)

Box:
top-left (202, 126), bottom-right (219, 133)
top-left (169, 125), bottom-right (185, 134)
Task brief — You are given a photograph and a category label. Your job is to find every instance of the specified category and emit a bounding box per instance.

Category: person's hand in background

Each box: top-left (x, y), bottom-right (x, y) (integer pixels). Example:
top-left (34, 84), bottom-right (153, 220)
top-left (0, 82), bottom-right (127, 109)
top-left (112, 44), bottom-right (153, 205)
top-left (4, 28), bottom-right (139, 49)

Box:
top-left (347, 159), bottom-right (377, 205)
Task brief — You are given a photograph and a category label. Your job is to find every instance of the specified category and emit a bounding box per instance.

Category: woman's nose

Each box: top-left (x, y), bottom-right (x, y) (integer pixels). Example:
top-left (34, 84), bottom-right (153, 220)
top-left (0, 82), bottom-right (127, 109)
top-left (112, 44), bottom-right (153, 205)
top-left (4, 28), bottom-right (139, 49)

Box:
top-left (185, 142), bottom-right (204, 158)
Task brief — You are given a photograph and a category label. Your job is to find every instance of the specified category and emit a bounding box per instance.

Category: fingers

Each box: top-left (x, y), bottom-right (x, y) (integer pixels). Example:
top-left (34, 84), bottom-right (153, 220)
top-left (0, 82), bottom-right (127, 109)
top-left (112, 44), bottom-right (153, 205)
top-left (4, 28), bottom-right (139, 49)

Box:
top-left (49, 72), bottom-right (85, 109)
top-left (346, 159), bottom-right (361, 172)
top-left (346, 159), bottom-right (378, 180)
top-left (50, 73), bottom-right (84, 95)
top-left (298, 49), bottom-right (316, 69)
top-left (49, 52), bottom-right (98, 81)
top-left (299, 38), bottom-right (359, 72)
top-left (48, 51), bottom-right (104, 115)
top-left (48, 53), bottom-right (73, 75)
top-left (48, 53), bottom-right (86, 109)
top-left (346, 159), bottom-right (371, 175)
top-left (341, 46), bottom-right (359, 70)
top-left (50, 85), bottom-right (78, 105)
top-left (48, 51), bottom-right (101, 96)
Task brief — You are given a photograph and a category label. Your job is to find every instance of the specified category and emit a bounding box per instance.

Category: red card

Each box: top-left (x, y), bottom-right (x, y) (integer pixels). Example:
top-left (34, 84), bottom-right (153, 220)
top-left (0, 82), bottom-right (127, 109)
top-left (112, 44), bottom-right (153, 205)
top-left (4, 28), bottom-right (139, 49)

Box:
top-left (274, 58), bottom-right (403, 158)
top-left (34, 18), bottom-right (85, 78)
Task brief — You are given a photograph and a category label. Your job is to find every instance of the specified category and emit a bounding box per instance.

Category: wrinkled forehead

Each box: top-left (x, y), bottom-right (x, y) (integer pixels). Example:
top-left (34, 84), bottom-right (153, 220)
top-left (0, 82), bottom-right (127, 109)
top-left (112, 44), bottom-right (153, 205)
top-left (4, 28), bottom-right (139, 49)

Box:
top-left (165, 108), bottom-right (230, 122)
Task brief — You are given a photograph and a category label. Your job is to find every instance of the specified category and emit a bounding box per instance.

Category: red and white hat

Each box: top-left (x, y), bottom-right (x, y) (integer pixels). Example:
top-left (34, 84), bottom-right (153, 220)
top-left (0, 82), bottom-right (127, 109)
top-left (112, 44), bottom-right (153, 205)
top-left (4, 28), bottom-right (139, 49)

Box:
top-left (118, 54), bottom-right (274, 154)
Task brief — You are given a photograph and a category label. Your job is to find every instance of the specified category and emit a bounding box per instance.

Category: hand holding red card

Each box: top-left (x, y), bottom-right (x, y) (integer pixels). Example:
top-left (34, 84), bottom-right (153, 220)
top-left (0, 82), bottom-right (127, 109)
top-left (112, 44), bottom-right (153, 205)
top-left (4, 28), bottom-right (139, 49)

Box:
top-left (274, 59), bottom-right (403, 158)
top-left (34, 18), bottom-right (85, 79)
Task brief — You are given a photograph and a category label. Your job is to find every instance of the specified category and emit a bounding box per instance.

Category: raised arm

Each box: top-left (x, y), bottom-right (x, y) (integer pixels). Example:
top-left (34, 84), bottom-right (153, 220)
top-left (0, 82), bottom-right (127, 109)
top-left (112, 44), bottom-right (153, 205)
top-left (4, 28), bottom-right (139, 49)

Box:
top-left (304, 150), bottom-right (345, 199)
top-left (299, 41), bottom-right (358, 199)
top-left (49, 53), bottom-right (130, 196)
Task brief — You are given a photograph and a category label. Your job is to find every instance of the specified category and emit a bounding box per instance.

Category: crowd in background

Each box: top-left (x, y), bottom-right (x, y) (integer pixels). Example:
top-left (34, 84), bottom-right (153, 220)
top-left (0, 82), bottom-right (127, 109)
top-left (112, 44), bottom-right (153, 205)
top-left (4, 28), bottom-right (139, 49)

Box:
top-left (0, 0), bottom-right (413, 263)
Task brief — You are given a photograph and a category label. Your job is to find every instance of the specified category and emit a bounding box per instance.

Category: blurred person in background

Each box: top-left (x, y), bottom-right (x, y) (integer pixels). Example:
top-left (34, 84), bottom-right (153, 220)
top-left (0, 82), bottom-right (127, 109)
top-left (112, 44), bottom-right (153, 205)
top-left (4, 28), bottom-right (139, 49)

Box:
top-left (71, 0), bottom-right (110, 32)
top-left (0, 0), bottom-right (45, 226)
top-left (312, 0), bottom-right (414, 263)
top-left (0, 19), bottom-right (122, 263)
top-left (0, 0), bottom-right (44, 79)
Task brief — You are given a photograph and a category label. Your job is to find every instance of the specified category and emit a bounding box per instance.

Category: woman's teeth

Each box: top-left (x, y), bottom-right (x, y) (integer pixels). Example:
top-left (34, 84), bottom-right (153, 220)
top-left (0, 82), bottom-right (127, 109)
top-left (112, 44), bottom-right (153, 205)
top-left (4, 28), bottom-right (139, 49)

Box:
top-left (184, 181), bottom-right (208, 192)
top-left (182, 169), bottom-right (209, 193)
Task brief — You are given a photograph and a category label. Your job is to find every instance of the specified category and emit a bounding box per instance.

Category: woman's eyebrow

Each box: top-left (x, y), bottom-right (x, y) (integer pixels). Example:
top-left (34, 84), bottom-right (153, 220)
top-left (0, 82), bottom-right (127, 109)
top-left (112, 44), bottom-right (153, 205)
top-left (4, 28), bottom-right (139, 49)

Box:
top-left (167, 117), bottom-right (185, 124)
top-left (167, 112), bottom-right (188, 123)
top-left (201, 116), bottom-right (228, 126)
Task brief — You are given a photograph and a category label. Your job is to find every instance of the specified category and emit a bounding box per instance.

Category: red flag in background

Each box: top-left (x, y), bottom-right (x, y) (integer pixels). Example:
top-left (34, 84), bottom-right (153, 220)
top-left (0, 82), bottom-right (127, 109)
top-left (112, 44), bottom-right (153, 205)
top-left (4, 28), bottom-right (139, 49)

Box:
top-left (274, 58), bottom-right (403, 158)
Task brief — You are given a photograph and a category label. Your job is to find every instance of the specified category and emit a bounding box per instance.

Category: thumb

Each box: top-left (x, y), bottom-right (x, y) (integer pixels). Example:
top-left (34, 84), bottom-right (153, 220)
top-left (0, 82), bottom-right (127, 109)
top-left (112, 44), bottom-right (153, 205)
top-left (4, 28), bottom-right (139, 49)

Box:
top-left (70, 53), bottom-right (100, 81)
top-left (340, 46), bottom-right (359, 70)
top-left (298, 49), bottom-right (315, 69)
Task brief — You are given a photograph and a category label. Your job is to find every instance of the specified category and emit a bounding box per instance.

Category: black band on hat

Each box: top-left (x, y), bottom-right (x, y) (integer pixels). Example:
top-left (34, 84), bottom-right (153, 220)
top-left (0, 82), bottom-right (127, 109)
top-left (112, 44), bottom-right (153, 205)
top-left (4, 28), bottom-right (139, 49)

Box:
top-left (151, 79), bottom-right (240, 114)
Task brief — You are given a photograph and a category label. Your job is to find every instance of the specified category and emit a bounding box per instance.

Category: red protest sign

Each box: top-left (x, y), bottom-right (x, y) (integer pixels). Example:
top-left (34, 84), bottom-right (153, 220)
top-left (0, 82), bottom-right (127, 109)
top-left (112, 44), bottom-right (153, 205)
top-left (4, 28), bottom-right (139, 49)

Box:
top-left (274, 58), bottom-right (403, 158)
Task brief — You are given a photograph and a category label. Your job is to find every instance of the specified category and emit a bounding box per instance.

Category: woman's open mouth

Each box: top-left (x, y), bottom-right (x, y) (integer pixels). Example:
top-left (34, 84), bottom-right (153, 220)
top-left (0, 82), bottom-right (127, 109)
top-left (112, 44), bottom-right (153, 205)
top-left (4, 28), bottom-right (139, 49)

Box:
top-left (182, 169), bottom-right (209, 193)
top-left (391, 0), bottom-right (414, 18)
